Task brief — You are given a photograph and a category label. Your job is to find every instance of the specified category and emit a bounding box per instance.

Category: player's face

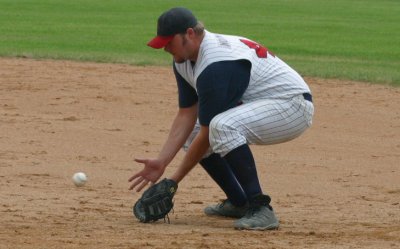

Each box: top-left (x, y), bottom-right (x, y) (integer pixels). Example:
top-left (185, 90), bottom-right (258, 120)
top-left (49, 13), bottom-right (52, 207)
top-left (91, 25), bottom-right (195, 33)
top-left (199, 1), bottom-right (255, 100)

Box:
top-left (164, 33), bottom-right (193, 63)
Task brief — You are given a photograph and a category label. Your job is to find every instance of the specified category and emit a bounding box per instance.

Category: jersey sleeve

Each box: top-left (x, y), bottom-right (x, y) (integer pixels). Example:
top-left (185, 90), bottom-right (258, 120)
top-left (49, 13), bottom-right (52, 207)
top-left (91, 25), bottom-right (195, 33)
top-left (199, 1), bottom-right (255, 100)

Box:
top-left (197, 60), bottom-right (251, 126)
top-left (173, 63), bottom-right (198, 108)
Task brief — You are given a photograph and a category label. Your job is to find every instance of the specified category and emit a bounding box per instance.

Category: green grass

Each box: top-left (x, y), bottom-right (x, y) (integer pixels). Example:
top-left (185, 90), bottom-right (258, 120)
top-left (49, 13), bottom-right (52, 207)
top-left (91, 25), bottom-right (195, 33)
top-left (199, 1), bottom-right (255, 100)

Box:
top-left (0, 0), bottom-right (399, 85)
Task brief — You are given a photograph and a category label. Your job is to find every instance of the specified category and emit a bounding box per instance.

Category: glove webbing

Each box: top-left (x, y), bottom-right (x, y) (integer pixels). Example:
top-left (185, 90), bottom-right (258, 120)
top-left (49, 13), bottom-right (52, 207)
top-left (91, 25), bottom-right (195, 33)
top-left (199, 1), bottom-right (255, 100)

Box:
top-left (143, 198), bottom-right (173, 222)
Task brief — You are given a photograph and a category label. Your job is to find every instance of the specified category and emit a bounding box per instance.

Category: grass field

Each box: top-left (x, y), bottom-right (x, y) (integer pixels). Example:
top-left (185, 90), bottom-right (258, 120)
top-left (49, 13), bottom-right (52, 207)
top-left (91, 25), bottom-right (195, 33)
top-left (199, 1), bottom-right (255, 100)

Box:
top-left (0, 0), bottom-right (399, 85)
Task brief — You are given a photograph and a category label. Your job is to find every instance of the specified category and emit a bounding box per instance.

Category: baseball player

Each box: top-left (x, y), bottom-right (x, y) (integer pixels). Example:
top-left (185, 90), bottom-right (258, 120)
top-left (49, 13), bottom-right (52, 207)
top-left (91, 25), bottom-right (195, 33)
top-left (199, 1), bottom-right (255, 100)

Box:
top-left (129, 7), bottom-right (314, 230)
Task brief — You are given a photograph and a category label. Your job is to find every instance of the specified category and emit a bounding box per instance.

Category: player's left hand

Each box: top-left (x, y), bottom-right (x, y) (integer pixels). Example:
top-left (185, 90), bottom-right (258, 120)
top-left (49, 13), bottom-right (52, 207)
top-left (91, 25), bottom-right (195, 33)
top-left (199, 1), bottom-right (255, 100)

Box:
top-left (133, 178), bottom-right (178, 223)
top-left (128, 158), bottom-right (165, 192)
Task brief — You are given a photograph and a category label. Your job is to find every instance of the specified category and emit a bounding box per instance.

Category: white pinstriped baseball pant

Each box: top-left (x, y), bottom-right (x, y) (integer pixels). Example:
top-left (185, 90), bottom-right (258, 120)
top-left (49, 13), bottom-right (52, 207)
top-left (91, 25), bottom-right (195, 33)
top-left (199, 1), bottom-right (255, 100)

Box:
top-left (183, 94), bottom-right (314, 157)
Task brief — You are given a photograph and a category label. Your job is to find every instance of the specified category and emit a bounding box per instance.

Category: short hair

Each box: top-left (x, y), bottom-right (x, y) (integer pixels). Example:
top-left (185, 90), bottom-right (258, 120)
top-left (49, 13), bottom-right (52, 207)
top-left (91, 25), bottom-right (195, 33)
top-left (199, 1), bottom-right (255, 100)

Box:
top-left (193, 21), bottom-right (205, 36)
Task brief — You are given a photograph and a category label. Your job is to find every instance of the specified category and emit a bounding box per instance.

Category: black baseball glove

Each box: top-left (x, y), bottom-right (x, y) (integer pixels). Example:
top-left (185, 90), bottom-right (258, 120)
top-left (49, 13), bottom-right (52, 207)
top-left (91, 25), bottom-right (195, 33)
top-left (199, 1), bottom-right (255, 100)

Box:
top-left (133, 178), bottom-right (178, 223)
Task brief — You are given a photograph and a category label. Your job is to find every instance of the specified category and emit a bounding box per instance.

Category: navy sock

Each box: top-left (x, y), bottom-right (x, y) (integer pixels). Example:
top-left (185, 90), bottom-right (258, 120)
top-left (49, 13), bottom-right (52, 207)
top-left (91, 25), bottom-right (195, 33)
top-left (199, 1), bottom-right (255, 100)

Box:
top-left (223, 144), bottom-right (262, 200)
top-left (200, 153), bottom-right (247, 206)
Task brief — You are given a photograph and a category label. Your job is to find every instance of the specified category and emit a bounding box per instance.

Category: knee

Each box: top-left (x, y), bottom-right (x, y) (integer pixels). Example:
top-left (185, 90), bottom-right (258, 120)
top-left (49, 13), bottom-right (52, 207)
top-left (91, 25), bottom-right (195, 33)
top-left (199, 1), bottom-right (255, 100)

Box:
top-left (208, 116), bottom-right (227, 143)
top-left (208, 117), bottom-right (225, 150)
top-left (209, 116), bottom-right (244, 156)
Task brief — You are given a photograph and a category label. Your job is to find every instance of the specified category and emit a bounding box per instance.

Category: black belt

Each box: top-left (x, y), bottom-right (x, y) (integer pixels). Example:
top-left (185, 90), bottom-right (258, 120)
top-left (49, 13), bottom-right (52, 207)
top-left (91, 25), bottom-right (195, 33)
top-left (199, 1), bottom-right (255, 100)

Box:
top-left (303, 93), bottom-right (313, 102)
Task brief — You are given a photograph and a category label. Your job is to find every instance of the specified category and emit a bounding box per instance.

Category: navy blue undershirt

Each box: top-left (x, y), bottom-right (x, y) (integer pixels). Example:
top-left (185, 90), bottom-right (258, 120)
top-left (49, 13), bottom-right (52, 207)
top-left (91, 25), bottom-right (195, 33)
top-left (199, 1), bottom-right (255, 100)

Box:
top-left (174, 60), bottom-right (251, 126)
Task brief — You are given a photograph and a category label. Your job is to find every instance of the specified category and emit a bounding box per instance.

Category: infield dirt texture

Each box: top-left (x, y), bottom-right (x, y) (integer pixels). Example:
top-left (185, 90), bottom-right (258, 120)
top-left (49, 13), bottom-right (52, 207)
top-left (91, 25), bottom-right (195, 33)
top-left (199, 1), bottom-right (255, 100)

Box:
top-left (0, 58), bottom-right (399, 248)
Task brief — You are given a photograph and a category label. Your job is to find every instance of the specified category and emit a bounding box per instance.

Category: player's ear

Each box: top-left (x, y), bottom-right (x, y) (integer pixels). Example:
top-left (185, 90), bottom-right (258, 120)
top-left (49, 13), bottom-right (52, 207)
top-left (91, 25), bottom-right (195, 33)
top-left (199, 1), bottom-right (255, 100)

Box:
top-left (186, 28), bottom-right (195, 38)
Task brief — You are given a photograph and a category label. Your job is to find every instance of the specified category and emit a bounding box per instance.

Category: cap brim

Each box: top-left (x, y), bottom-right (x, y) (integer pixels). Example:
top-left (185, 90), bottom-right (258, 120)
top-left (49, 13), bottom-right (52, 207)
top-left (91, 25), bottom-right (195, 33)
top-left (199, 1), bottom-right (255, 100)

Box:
top-left (147, 35), bottom-right (174, 49)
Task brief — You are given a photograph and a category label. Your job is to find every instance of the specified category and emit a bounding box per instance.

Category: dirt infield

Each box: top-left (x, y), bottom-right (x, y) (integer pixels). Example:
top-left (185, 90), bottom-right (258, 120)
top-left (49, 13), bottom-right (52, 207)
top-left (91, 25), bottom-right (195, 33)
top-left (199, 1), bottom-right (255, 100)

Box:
top-left (1, 58), bottom-right (399, 249)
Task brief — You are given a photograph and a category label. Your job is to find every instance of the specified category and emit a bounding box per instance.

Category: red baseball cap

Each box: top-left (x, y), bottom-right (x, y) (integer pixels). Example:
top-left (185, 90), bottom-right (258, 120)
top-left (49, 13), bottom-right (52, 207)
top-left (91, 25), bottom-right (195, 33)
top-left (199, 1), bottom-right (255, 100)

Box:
top-left (147, 7), bottom-right (198, 49)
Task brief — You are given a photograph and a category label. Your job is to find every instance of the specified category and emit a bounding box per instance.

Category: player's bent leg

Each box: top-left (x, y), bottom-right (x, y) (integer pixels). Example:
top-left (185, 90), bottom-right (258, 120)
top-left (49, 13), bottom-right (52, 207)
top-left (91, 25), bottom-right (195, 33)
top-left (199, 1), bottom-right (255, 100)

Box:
top-left (208, 95), bottom-right (312, 230)
top-left (200, 153), bottom-right (248, 207)
top-left (223, 144), bottom-right (263, 199)
top-left (209, 95), bottom-right (314, 155)
top-left (185, 122), bottom-right (249, 215)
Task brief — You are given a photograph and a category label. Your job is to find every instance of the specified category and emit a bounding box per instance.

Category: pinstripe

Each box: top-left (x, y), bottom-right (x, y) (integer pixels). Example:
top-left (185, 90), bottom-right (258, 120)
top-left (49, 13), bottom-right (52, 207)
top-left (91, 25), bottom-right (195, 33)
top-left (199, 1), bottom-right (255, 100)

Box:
top-left (209, 97), bottom-right (313, 155)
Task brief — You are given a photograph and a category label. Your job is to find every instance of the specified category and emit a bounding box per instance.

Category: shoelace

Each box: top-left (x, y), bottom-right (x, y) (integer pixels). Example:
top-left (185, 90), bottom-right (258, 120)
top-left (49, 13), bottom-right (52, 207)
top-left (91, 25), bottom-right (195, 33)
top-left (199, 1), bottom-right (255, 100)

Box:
top-left (244, 205), bottom-right (262, 218)
top-left (245, 202), bottom-right (273, 217)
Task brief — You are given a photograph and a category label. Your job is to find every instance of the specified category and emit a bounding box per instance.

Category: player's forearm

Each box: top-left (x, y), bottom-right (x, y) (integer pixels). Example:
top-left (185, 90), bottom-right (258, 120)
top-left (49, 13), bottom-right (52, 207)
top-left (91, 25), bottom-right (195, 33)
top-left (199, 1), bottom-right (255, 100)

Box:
top-left (157, 105), bottom-right (197, 167)
top-left (157, 127), bottom-right (192, 167)
top-left (170, 126), bottom-right (209, 183)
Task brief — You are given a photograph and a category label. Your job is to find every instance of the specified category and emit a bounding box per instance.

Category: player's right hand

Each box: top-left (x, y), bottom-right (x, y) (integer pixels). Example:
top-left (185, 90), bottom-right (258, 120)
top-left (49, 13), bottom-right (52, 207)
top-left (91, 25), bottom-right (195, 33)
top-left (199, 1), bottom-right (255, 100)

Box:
top-left (128, 158), bottom-right (166, 192)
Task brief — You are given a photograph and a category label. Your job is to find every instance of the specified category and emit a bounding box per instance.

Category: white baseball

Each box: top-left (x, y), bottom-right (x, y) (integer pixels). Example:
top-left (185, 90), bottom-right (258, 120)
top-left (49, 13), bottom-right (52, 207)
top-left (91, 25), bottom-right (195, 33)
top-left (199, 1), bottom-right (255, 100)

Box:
top-left (72, 172), bottom-right (87, 187)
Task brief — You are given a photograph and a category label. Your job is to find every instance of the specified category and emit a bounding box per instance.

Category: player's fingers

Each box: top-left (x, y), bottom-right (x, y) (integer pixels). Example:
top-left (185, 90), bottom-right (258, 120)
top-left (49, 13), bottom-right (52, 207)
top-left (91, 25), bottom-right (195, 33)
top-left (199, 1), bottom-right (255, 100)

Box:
top-left (134, 158), bottom-right (147, 163)
top-left (128, 176), bottom-right (143, 190)
top-left (128, 172), bottom-right (141, 182)
top-left (136, 179), bottom-right (149, 192)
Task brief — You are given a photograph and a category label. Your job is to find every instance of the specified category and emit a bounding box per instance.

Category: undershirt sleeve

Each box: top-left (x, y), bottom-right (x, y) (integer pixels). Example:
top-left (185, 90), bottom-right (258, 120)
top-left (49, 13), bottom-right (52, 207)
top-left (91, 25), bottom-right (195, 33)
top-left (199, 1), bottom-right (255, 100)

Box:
top-left (173, 64), bottom-right (198, 108)
top-left (196, 60), bottom-right (251, 126)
